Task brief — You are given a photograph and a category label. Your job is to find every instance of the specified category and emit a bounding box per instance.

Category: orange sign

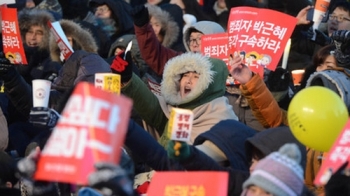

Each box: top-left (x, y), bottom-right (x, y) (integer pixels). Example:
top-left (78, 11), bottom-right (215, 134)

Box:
top-left (34, 82), bottom-right (133, 185)
top-left (227, 7), bottom-right (297, 71)
top-left (314, 119), bottom-right (350, 186)
top-left (1, 6), bottom-right (27, 64)
top-left (147, 171), bottom-right (229, 196)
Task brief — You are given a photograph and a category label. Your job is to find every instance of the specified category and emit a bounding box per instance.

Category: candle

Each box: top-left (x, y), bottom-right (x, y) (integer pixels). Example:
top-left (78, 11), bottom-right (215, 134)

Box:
top-left (282, 38), bottom-right (291, 70)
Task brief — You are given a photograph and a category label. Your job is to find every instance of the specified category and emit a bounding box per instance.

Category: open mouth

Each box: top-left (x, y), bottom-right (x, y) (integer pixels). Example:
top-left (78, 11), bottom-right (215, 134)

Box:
top-left (28, 43), bottom-right (38, 47)
top-left (184, 88), bottom-right (191, 94)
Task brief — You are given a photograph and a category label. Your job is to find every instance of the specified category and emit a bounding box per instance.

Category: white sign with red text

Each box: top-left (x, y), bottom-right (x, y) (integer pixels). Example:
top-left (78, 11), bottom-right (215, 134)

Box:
top-left (168, 108), bottom-right (193, 142)
top-left (48, 21), bottom-right (74, 60)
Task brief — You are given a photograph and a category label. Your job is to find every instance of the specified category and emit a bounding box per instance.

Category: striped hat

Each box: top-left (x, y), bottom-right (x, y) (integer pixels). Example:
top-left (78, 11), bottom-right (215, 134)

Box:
top-left (242, 143), bottom-right (304, 196)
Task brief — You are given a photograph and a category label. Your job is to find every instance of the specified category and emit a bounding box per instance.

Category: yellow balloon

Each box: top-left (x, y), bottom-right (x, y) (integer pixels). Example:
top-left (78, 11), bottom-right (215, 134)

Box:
top-left (288, 86), bottom-right (348, 152)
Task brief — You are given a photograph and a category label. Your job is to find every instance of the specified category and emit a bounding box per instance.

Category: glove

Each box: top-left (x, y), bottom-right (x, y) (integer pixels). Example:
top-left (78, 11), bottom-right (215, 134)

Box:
top-left (130, 5), bottom-right (149, 27)
top-left (167, 140), bottom-right (191, 161)
top-left (331, 30), bottom-right (350, 53)
top-left (88, 162), bottom-right (134, 196)
top-left (110, 51), bottom-right (133, 83)
top-left (0, 52), bottom-right (15, 77)
top-left (331, 30), bottom-right (350, 67)
top-left (265, 67), bottom-right (292, 92)
top-left (17, 147), bottom-right (40, 179)
top-left (17, 147), bottom-right (59, 196)
top-left (29, 107), bottom-right (61, 129)
top-left (307, 27), bottom-right (332, 46)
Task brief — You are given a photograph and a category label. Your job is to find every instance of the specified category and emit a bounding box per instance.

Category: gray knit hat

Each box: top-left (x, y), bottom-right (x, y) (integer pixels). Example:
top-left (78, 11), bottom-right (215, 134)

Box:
top-left (242, 143), bottom-right (304, 196)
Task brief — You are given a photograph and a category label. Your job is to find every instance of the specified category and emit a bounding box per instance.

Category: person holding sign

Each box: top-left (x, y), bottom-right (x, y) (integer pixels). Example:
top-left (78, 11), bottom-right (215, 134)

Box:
top-left (17, 9), bottom-right (61, 84)
top-left (165, 124), bottom-right (309, 195)
top-left (130, 5), bottom-right (268, 132)
top-left (228, 30), bottom-right (350, 195)
top-left (113, 52), bottom-right (238, 161)
top-left (2, 18), bottom-right (106, 158)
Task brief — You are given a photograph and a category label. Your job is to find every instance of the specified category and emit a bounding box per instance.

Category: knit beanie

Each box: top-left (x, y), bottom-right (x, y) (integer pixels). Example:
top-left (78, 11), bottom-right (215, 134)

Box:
top-left (242, 143), bottom-right (304, 196)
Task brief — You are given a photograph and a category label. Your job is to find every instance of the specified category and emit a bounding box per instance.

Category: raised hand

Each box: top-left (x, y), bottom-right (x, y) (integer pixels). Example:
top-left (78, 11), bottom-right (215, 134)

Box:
top-left (229, 55), bottom-right (252, 84)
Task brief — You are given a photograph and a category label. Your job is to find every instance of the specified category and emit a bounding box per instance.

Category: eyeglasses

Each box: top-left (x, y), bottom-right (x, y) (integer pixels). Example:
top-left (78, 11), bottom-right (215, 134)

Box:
top-left (95, 6), bottom-right (110, 14)
top-left (329, 14), bottom-right (350, 22)
top-left (188, 37), bottom-right (201, 46)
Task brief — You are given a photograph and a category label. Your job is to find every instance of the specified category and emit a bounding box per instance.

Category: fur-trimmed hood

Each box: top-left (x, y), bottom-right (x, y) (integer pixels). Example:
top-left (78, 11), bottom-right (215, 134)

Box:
top-left (183, 21), bottom-right (225, 52)
top-left (18, 9), bottom-right (54, 51)
top-left (50, 19), bottom-right (98, 62)
top-left (146, 4), bottom-right (179, 48)
top-left (161, 53), bottom-right (228, 108)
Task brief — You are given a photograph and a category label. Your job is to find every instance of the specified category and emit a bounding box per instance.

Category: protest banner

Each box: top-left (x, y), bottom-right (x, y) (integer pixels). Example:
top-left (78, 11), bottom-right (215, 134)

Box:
top-left (201, 32), bottom-right (229, 66)
top-left (227, 6), bottom-right (297, 72)
top-left (147, 171), bottom-right (229, 196)
top-left (48, 21), bottom-right (74, 61)
top-left (34, 82), bottom-right (133, 185)
top-left (201, 32), bottom-right (245, 85)
top-left (168, 108), bottom-right (193, 142)
top-left (314, 119), bottom-right (350, 186)
top-left (1, 6), bottom-right (27, 64)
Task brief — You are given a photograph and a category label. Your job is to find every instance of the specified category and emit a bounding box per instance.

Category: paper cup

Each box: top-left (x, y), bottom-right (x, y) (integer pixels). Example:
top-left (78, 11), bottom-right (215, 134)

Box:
top-left (32, 79), bottom-right (51, 107)
top-left (291, 69), bottom-right (305, 86)
top-left (94, 73), bottom-right (121, 94)
top-left (312, 0), bottom-right (331, 40)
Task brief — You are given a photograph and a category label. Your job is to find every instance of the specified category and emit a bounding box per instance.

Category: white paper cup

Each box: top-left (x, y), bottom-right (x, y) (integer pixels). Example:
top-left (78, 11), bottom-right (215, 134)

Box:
top-left (32, 79), bottom-right (51, 107)
top-left (94, 73), bottom-right (121, 94)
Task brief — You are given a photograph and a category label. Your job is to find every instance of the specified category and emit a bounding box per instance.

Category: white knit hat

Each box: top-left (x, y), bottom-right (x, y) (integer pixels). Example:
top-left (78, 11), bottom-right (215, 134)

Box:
top-left (242, 143), bottom-right (304, 196)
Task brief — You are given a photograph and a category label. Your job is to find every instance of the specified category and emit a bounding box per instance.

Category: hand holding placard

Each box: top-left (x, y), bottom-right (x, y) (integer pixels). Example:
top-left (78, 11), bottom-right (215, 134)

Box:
top-left (167, 108), bottom-right (193, 142)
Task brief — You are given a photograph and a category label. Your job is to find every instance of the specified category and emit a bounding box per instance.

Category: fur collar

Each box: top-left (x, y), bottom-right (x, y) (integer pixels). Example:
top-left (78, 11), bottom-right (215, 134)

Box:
top-left (146, 4), bottom-right (179, 48)
top-left (161, 53), bottom-right (215, 106)
top-left (18, 9), bottom-right (54, 51)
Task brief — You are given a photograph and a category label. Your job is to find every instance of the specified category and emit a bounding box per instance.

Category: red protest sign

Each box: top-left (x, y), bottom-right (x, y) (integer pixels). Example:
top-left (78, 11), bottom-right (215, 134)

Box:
top-left (314, 119), bottom-right (350, 186)
top-left (34, 82), bottom-right (133, 185)
top-left (147, 171), bottom-right (228, 196)
top-left (227, 7), bottom-right (297, 72)
top-left (201, 32), bottom-right (229, 66)
top-left (1, 6), bottom-right (27, 64)
top-left (48, 21), bottom-right (74, 60)
top-left (201, 33), bottom-right (241, 85)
